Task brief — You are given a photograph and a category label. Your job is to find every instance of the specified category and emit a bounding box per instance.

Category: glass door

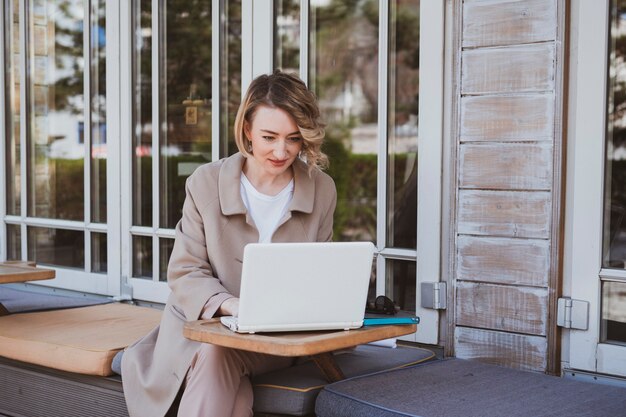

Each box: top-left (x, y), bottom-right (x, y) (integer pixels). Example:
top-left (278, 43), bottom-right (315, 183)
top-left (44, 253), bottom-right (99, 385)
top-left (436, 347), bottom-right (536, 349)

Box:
top-left (270, 0), bottom-right (444, 344)
top-left (2, 0), bottom-right (444, 338)
top-left (567, 0), bottom-right (626, 377)
top-left (2, 0), bottom-right (113, 295)
top-left (121, 0), bottom-right (241, 301)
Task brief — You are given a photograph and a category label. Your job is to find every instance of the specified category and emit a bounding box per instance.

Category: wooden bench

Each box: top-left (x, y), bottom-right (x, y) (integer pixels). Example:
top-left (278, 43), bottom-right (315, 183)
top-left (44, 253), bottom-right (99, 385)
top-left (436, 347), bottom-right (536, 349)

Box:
top-left (0, 303), bottom-right (161, 376)
top-left (0, 302), bottom-right (435, 417)
top-left (0, 303), bottom-right (161, 417)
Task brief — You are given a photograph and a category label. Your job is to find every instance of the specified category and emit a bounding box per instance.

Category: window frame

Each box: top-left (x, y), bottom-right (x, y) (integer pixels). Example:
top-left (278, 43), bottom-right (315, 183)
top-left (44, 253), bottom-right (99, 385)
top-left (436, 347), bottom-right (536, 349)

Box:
top-left (1, 0), bottom-right (118, 295)
top-left (0, 1), bottom-right (7, 262)
top-left (565, 0), bottom-right (626, 377)
top-left (2, 2), bottom-right (445, 346)
top-left (120, 0), bottom-right (227, 302)
top-left (120, 0), bottom-right (445, 340)
top-left (270, 0), bottom-right (444, 344)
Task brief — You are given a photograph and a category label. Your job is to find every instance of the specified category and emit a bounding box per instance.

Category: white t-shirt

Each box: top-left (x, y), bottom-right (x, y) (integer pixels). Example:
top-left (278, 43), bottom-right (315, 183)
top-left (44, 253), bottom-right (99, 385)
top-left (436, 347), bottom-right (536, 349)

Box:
top-left (240, 174), bottom-right (294, 243)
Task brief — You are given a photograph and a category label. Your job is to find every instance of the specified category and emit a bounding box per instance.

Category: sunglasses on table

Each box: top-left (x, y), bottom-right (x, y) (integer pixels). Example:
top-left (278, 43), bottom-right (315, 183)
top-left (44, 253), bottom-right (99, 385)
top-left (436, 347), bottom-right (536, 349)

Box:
top-left (365, 295), bottom-right (398, 315)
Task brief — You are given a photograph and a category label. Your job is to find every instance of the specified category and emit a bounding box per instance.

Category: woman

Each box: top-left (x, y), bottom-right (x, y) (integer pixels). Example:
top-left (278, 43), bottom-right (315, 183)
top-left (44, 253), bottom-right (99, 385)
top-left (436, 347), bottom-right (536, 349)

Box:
top-left (121, 70), bottom-right (337, 417)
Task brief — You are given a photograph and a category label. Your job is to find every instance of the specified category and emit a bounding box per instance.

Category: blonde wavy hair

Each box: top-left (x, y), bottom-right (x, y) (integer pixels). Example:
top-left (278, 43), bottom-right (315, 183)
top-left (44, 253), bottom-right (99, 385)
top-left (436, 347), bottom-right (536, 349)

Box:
top-left (234, 70), bottom-right (328, 173)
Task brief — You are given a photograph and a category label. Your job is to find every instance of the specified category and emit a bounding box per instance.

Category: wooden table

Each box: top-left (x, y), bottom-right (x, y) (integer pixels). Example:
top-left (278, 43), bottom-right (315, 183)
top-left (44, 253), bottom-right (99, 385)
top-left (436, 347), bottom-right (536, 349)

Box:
top-left (0, 263), bottom-right (56, 284)
top-left (0, 262), bottom-right (55, 315)
top-left (184, 319), bottom-right (417, 382)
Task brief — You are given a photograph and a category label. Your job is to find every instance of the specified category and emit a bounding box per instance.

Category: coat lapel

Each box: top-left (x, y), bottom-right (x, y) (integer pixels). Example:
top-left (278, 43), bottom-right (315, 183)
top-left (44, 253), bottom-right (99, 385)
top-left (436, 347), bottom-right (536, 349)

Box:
top-left (289, 159), bottom-right (315, 214)
top-left (218, 153), bottom-right (316, 218)
top-left (218, 153), bottom-right (247, 216)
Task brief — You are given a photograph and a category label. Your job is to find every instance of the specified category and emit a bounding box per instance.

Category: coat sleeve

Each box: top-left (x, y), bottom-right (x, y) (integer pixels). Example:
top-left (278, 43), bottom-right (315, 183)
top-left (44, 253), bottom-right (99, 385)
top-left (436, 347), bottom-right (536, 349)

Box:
top-left (167, 177), bottom-right (234, 321)
top-left (316, 179), bottom-right (337, 242)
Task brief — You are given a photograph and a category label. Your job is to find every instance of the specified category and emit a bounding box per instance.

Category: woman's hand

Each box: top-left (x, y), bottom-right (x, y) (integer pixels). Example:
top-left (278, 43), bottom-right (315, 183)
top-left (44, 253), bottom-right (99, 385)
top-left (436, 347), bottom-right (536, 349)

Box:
top-left (217, 297), bottom-right (240, 317)
top-left (199, 297), bottom-right (240, 320)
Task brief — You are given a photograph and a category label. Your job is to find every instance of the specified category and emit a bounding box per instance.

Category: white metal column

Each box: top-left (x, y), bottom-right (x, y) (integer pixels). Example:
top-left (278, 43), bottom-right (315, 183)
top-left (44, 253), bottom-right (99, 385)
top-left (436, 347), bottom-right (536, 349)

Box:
top-left (150, 0), bottom-right (161, 289)
top-left (299, 0), bottom-right (309, 84)
top-left (19, 0), bottom-right (28, 261)
top-left (83, 0), bottom-right (93, 274)
top-left (375, 0), bottom-right (390, 302)
top-left (212, 0), bottom-right (221, 162)
top-left (564, 0), bottom-right (607, 374)
top-left (241, 0), bottom-right (273, 93)
top-left (564, 0), bottom-right (626, 377)
top-left (415, 0), bottom-right (445, 345)
top-left (120, 0), bottom-right (137, 300)
top-left (107, 0), bottom-right (123, 297)
top-left (0, 0), bottom-right (7, 261)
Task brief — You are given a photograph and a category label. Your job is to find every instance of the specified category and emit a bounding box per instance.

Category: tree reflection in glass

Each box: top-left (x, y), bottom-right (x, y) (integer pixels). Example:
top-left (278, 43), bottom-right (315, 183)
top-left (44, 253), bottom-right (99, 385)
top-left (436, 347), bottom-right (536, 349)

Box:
top-left (310, 0), bottom-right (380, 242)
top-left (605, 0), bottom-right (626, 267)
top-left (91, 0), bottom-right (107, 224)
top-left (28, 226), bottom-right (84, 269)
top-left (28, 0), bottom-right (85, 221)
top-left (160, 0), bottom-right (213, 230)
top-left (387, 0), bottom-right (419, 250)
top-left (222, 0), bottom-right (242, 156)
top-left (601, 281), bottom-right (626, 345)
top-left (133, 0), bottom-right (153, 227)
top-left (602, 0), bottom-right (626, 348)
top-left (274, 0), bottom-right (300, 74)
top-left (5, 0), bottom-right (21, 216)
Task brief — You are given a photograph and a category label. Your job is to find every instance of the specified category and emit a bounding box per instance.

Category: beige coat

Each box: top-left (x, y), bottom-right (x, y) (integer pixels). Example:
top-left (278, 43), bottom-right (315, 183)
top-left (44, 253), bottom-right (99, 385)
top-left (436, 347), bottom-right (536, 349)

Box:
top-left (121, 152), bottom-right (337, 417)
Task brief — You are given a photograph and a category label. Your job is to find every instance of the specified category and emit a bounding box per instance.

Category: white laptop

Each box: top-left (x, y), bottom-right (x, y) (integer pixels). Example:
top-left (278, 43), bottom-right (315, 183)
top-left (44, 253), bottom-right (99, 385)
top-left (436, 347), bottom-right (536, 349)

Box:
top-left (220, 241), bottom-right (376, 333)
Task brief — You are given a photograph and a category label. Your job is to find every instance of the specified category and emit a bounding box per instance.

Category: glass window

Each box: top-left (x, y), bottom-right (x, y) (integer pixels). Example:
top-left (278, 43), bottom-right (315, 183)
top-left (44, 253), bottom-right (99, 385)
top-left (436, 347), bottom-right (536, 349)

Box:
top-left (159, 238), bottom-right (174, 282)
top-left (132, 0), bottom-right (215, 230)
top-left (282, 1), bottom-right (421, 314)
top-left (91, 232), bottom-right (107, 273)
top-left (387, 0), bottom-right (419, 250)
top-left (28, 226), bottom-right (84, 269)
top-left (4, 0), bottom-right (21, 216)
top-left (274, 0), bottom-right (300, 74)
top-left (133, 235), bottom-right (152, 279)
top-left (129, 1), bottom-right (241, 287)
top-left (605, 1), bottom-right (626, 268)
top-left (28, 0), bottom-right (85, 221)
top-left (309, 0), bottom-right (379, 242)
top-left (222, 0), bottom-right (242, 156)
top-left (601, 0), bottom-right (626, 353)
top-left (601, 281), bottom-right (626, 345)
top-left (6, 224), bottom-right (21, 261)
top-left (91, 0), bottom-right (107, 223)
top-left (132, 0), bottom-right (153, 227)
top-left (3, 1), bottom-right (107, 277)
top-left (159, 0), bottom-right (213, 230)
top-left (386, 258), bottom-right (416, 312)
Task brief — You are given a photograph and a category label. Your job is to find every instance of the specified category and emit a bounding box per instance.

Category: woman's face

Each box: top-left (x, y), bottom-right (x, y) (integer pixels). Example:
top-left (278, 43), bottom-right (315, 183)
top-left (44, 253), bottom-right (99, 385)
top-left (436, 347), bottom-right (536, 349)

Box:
top-left (245, 105), bottom-right (303, 180)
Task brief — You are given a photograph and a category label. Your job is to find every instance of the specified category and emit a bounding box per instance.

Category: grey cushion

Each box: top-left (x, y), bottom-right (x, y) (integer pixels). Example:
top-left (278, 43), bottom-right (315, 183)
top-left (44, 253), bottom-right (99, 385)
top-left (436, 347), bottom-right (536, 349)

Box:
top-left (0, 287), bottom-right (110, 314)
top-left (315, 358), bottom-right (626, 417)
top-left (111, 344), bottom-right (435, 416)
top-left (252, 344), bottom-right (436, 416)
top-left (111, 350), bottom-right (124, 375)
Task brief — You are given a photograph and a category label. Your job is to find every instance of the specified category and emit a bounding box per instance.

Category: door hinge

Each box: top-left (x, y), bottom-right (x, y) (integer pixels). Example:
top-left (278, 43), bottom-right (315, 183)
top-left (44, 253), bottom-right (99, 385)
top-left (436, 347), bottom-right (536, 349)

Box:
top-left (421, 282), bottom-right (447, 310)
top-left (112, 275), bottom-right (134, 302)
top-left (557, 297), bottom-right (589, 330)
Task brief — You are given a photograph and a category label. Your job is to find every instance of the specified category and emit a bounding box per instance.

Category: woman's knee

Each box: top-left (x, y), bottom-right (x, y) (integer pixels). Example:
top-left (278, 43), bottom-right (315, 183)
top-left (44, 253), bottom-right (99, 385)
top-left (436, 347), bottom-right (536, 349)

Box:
top-left (192, 344), bottom-right (242, 373)
top-left (231, 376), bottom-right (253, 417)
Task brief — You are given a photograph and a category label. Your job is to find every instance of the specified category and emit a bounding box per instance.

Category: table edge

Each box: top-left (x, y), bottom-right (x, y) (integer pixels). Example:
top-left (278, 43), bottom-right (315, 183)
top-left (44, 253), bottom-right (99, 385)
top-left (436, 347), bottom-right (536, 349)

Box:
top-left (183, 320), bottom-right (417, 356)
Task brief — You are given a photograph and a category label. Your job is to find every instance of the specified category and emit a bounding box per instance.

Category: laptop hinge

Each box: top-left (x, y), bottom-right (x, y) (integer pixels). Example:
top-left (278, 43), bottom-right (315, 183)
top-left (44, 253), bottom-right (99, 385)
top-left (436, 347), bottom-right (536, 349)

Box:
top-left (420, 282), bottom-right (447, 310)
